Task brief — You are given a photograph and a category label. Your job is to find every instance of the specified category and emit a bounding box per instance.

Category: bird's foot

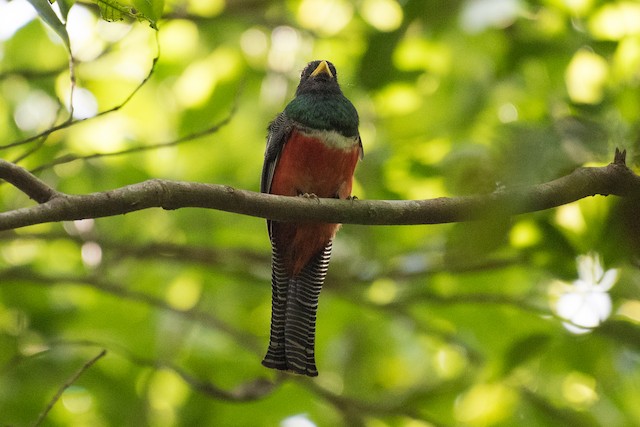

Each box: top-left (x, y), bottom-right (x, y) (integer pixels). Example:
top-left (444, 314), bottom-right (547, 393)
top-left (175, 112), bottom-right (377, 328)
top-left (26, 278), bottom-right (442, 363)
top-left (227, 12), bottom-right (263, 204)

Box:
top-left (297, 192), bottom-right (320, 203)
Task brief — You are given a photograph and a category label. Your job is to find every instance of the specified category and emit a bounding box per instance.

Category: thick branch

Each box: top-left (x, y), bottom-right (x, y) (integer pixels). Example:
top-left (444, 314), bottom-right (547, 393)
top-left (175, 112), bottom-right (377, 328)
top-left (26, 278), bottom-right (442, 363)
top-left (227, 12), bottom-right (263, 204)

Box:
top-left (1, 151), bottom-right (639, 231)
top-left (0, 159), bottom-right (60, 202)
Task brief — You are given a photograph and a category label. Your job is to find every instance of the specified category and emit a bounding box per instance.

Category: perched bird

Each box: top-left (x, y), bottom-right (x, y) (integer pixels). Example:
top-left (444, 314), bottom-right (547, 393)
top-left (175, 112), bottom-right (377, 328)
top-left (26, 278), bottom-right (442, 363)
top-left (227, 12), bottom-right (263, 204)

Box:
top-left (261, 60), bottom-right (363, 376)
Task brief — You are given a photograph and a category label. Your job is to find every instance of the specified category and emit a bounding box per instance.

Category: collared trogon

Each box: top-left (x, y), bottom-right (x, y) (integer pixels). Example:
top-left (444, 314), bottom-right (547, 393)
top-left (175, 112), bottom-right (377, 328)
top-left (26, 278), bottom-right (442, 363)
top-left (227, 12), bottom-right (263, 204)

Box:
top-left (260, 60), bottom-right (363, 376)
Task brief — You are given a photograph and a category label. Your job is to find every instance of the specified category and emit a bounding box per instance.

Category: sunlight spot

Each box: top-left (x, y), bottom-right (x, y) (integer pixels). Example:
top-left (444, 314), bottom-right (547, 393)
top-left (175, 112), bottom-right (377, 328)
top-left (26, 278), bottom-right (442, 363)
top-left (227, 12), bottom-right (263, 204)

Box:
top-left (66, 5), bottom-right (105, 61)
top-left (62, 386), bottom-right (93, 414)
top-left (96, 19), bottom-right (131, 43)
top-left (63, 220), bottom-right (94, 238)
top-left (0, 0), bottom-right (36, 41)
top-left (20, 340), bottom-right (49, 357)
top-left (565, 49), bottom-right (609, 104)
top-left (261, 73), bottom-right (289, 106)
top-left (67, 115), bottom-right (131, 153)
top-left (69, 87), bottom-right (99, 119)
top-left (562, 372), bottom-right (598, 407)
top-left (394, 38), bottom-right (451, 75)
top-left (589, 2), bottom-right (640, 40)
top-left (554, 203), bottom-right (586, 234)
top-left (618, 300), bottom-right (640, 323)
top-left (509, 220), bottom-right (541, 248)
top-left (210, 47), bottom-right (242, 81)
top-left (498, 103), bottom-right (518, 123)
top-left (613, 37), bottom-right (640, 83)
top-left (434, 345), bottom-right (467, 380)
top-left (113, 49), bottom-right (155, 81)
top-left (143, 146), bottom-right (181, 177)
top-left (559, 0), bottom-right (594, 15)
top-left (360, 0), bottom-right (403, 32)
top-left (454, 382), bottom-right (518, 425)
top-left (1, 239), bottom-right (40, 265)
top-left (81, 242), bottom-right (103, 268)
top-left (174, 59), bottom-right (217, 107)
top-left (13, 90), bottom-right (58, 132)
top-left (268, 26), bottom-right (302, 72)
top-left (159, 20), bottom-right (199, 62)
top-left (402, 419), bottom-right (434, 427)
top-left (0, 306), bottom-right (29, 336)
top-left (374, 83), bottom-right (422, 116)
top-left (459, 0), bottom-right (521, 34)
top-left (281, 414), bottom-right (317, 427)
top-left (415, 137), bottom-right (450, 164)
top-left (148, 369), bottom-right (189, 411)
top-left (377, 355), bottom-right (415, 388)
top-left (297, 0), bottom-right (353, 36)
top-left (367, 278), bottom-right (397, 305)
top-left (75, 218), bottom-right (96, 234)
top-left (166, 274), bottom-right (202, 311)
top-left (187, 0), bottom-right (225, 17)
top-left (241, 27), bottom-right (268, 59)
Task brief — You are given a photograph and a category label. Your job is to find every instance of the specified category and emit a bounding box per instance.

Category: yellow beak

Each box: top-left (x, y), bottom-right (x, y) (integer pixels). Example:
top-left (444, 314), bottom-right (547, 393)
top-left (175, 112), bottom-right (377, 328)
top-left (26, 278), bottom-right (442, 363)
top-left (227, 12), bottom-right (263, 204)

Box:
top-left (310, 60), bottom-right (334, 78)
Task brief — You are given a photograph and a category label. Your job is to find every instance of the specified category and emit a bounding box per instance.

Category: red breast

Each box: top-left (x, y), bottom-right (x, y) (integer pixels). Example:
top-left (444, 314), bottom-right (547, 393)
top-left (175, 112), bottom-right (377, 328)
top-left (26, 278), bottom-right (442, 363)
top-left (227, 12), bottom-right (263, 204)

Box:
top-left (270, 128), bottom-right (361, 275)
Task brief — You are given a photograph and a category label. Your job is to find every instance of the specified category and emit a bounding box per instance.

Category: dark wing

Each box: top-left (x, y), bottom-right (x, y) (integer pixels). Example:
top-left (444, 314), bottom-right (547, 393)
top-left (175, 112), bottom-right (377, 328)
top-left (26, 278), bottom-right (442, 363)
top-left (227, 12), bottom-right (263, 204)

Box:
top-left (261, 112), bottom-right (293, 194)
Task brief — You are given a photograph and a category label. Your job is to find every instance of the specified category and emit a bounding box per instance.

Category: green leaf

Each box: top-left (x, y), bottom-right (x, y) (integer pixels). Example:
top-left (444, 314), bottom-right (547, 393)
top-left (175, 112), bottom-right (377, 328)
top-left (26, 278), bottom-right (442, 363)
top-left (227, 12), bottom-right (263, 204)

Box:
top-left (132, 0), bottom-right (164, 28)
top-left (93, 0), bottom-right (135, 23)
top-left (92, 0), bottom-right (161, 29)
top-left (444, 218), bottom-right (511, 264)
top-left (501, 333), bottom-right (552, 376)
top-left (597, 320), bottom-right (640, 351)
top-left (26, 0), bottom-right (70, 49)
top-left (55, 0), bottom-right (75, 21)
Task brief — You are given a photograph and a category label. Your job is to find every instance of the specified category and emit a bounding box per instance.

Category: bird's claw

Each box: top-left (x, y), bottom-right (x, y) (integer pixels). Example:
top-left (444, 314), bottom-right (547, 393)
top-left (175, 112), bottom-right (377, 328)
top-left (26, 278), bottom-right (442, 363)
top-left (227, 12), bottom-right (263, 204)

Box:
top-left (298, 192), bottom-right (320, 203)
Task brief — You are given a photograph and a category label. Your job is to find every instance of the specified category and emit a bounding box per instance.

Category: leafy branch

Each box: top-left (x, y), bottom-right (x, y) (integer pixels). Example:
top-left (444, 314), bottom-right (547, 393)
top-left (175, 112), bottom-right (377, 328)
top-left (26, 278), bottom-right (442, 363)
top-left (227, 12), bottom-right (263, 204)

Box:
top-left (0, 149), bottom-right (639, 232)
top-left (1, 30), bottom-right (160, 153)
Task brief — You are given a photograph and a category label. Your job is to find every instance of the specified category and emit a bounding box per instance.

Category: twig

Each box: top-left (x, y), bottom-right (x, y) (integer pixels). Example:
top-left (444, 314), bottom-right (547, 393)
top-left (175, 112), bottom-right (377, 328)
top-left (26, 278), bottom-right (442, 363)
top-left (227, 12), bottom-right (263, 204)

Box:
top-left (47, 339), bottom-right (281, 402)
top-left (0, 159), bottom-right (61, 202)
top-left (1, 31), bottom-right (160, 151)
top-left (29, 102), bottom-right (238, 174)
top-left (32, 349), bottom-right (107, 427)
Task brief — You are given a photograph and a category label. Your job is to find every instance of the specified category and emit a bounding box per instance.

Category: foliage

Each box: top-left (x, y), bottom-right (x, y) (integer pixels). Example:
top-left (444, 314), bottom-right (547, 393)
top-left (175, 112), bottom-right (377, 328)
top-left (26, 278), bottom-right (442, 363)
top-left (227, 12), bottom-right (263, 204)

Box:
top-left (1, 0), bottom-right (640, 426)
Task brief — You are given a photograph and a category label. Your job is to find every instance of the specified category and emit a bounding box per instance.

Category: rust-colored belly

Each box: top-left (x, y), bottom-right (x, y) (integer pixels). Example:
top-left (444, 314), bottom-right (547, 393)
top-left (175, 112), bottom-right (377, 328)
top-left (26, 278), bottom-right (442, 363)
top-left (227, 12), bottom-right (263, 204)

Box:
top-left (270, 128), bottom-right (360, 275)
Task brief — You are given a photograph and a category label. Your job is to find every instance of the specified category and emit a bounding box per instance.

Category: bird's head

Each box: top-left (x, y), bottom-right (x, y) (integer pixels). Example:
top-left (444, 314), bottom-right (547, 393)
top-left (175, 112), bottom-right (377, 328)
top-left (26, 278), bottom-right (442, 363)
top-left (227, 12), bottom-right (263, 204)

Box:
top-left (295, 60), bottom-right (342, 96)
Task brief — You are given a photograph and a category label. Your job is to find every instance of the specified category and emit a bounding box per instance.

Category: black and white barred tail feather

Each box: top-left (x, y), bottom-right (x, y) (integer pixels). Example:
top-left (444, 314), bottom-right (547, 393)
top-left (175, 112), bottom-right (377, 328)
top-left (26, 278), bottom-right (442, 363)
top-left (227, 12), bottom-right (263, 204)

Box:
top-left (262, 241), bottom-right (332, 376)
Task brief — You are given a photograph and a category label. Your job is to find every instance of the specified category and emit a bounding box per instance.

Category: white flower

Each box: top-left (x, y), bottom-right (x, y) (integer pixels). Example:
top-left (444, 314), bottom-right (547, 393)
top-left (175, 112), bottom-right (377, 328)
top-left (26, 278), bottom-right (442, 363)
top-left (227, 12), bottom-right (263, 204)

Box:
top-left (553, 253), bottom-right (618, 334)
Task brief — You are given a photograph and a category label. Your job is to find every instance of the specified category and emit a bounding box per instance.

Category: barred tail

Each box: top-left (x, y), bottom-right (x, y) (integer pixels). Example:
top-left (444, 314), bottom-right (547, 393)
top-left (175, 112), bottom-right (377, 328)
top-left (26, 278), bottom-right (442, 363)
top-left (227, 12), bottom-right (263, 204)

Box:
top-left (262, 243), bottom-right (289, 371)
top-left (262, 241), bottom-right (332, 377)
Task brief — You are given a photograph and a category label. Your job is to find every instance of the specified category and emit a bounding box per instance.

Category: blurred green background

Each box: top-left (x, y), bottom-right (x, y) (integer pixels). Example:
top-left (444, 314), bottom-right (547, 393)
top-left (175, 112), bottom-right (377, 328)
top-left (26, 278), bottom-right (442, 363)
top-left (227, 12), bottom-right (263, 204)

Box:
top-left (1, 0), bottom-right (640, 425)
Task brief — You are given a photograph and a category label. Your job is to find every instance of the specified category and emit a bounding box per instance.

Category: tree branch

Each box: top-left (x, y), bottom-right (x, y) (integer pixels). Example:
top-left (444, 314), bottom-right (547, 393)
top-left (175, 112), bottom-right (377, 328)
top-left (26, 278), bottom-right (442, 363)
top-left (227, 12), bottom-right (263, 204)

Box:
top-left (0, 159), bottom-right (61, 203)
top-left (0, 267), bottom-right (261, 353)
top-left (32, 349), bottom-right (107, 427)
top-left (44, 339), bottom-right (281, 402)
top-left (1, 150), bottom-right (639, 231)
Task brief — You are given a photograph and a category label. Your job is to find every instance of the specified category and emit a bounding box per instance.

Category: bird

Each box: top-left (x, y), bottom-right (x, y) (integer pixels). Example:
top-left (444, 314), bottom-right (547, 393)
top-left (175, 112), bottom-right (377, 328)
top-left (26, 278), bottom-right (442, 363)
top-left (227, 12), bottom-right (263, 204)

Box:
top-left (260, 60), bottom-right (363, 376)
